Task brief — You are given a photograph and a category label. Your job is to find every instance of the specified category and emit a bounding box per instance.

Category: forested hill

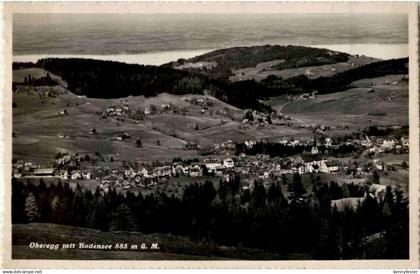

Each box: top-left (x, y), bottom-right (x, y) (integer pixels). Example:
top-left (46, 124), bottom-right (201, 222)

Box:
top-left (163, 45), bottom-right (350, 80)
top-left (170, 45), bottom-right (349, 69)
top-left (34, 58), bottom-right (215, 98)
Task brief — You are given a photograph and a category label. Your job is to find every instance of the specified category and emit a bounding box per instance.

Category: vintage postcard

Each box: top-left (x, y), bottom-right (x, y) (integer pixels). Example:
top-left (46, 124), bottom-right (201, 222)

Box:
top-left (1, 1), bottom-right (419, 269)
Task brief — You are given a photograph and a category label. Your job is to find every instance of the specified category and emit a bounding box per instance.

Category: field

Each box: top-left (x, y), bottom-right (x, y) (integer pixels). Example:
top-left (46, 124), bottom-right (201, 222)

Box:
top-left (267, 74), bottom-right (408, 128)
top-left (13, 69), bottom-right (315, 166)
top-left (229, 55), bottom-right (377, 82)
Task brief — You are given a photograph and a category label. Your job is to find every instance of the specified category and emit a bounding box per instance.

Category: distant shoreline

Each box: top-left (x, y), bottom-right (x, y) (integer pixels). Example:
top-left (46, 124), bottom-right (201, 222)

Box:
top-left (13, 43), bottom-right (408, 66)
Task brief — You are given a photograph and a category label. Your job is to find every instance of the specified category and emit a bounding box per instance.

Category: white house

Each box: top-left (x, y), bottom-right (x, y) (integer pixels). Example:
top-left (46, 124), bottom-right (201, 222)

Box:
top-left (319, 160), bottom-right (339, 173)
top-left (223, 158), bottom-right (235, 169)
top-left (189, 165), bottom-right (202, 177)
top-left (33, 168), bottom-right (55, 177)
top-left (204, 159), bottom-right (222, 171)
top-left (370, 184), bottom-right (387, 201)
top-left (58, 170), bottom-right (68, 179)
top-left (373, 159), bottom-right (384, 171)
top-left (82, 171), bottom-right (92, 180)
top-left (138, 167), bottom-right (149, 177)
top-left (325, 137), bottom-right (333, 147)
top-left (71, 170), bottom-right (82, 180)
top-left (153, 166), bottom-right (172, 177)
top-left (311, 146), bottom-right (319, 155)
top-left (305, 160), bottom-right (326, 173)
top-left (382, 140), bottom-right (396, 150)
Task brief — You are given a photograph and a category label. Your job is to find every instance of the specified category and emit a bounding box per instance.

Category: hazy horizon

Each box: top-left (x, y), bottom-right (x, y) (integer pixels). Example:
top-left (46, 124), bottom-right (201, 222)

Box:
top-left (13, 13), bottom-right (408, 56)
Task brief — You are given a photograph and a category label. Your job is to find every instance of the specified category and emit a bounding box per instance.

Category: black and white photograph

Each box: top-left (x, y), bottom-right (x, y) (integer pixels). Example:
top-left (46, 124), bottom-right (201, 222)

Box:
top-left (2, 1), bottom-right (419, 268)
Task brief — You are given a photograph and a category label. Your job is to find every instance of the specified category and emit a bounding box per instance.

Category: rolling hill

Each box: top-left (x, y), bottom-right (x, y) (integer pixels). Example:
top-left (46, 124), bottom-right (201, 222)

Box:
top-left (12, 44), bottom-right (409, 166)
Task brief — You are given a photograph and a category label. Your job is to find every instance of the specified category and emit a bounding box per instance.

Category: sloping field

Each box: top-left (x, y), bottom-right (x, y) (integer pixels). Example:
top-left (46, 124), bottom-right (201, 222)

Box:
top-left (13, 80), bottom-right (313, 165)
top-left (13, 68), bottom-right (66, 85)
top-left (12, 223), bottom-right (306, 260)
top-left (229, 55), bottom-right (377, 82)
top-left (278, 74), bottom-right (408, 128)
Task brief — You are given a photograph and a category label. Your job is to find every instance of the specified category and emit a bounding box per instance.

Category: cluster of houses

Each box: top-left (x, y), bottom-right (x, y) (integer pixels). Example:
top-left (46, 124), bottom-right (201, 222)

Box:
top-left (12, 160), bottom-right (68, 179)
top-left (241, 134), bottom-right (408, 154)
top-left (101, 102), bottom-right (182, 119)
top-left (101, 104), bottom-right (130, 118)
top-left (184, 96), bottom-right (216, 115)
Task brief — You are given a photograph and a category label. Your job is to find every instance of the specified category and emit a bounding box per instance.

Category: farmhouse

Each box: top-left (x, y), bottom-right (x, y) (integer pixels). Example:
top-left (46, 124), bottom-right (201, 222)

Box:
top-left (81, 171), bottom-right (92, 180)
top-left (244, 140), bottom-right (256, 149)
top-left (153, 166), bottom-right (172, 177)
top-left (161, 103), bottom-right (172, 111)
top-left (189, 165), bottom-right (203, 177)
top-left (292, 164), bottom-right (305, 175)
top-left (311, 146), bottom-right (319, 155)
top-left (323, 138), bottom-right (332, 147)
top-left (185, 142), bottom-right (198, 150)
top-left (58, 169), bottom-right (68, 179)
top-left (138, 167), bottom-right (149, 177)
top-left (214, 165), bottom-right (226, 176)
top-left (71, 170), bottom-right (82, 180)
top-left (223, 158), bottom-right (235, 169)
top-left (172, 162), bottom-right (190, 176)
top-left (32, 168), bottom-right (55, 177)
top-left (373, 159), bottom-right (384, 171)
top-left (319, 160), bottom-right (340, 173)
top-left (382, 140), bottom-right (396, 150)
top-left (305, 159), bottom-right (326, 173)
top-left (369, 184), bottom-right (387, 201)
top-left (204, 158), bottom-right (222, 171)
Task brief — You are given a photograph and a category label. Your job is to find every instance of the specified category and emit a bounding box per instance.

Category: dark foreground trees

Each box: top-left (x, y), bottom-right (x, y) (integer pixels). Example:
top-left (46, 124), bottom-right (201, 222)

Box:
top-left (12, 176), bottom-right (408, 259)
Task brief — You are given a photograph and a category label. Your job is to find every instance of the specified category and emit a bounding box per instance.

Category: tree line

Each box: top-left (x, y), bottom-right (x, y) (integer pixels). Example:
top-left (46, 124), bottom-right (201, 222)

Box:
top-left (12, 174), bottom-right (408, 259)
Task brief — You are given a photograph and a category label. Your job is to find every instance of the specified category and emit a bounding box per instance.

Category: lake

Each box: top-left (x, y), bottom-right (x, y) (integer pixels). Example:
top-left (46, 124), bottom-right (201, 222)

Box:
top-left (13, 43), bottom-right (408, 66)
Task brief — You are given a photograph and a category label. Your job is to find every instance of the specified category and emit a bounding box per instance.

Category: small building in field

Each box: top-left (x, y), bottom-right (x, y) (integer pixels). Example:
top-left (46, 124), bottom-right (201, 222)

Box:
top-left (189, 165), bottom-right (203, 177)
top-left (58, 169), bottom-right (68, 179)
top-left (33, 168), bottom-right (55, 177)
top-left (185, 142), bottom-right (198, 150)
top-left (223, 158), bottom-right (235, 169)
top-left (71, 170), bottom-right (82, 180)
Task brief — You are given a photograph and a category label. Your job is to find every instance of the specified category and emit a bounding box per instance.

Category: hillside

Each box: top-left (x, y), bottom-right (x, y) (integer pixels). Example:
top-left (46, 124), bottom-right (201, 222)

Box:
top-left (12, 46), bottom-right (409, 165)
top-left (34, 58), bottom-right (214, 98)
top-left (166, 45), bottom-right (350, 80)
top-left (12, 223), bottom-right (306, 260)
top-left (270, 74), bottom-right (409, 128)
top-left (12, 46), bottom-right (408, 113)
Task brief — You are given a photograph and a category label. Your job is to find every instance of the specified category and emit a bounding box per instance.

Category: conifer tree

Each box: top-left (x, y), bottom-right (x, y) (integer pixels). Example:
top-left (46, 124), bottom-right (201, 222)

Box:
top-left (24, 192), bottom-right (40, 222)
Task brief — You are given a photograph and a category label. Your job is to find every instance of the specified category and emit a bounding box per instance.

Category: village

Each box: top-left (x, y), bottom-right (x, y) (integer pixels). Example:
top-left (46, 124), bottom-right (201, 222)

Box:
top-left (12, 127), bottom-right (409, 210)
